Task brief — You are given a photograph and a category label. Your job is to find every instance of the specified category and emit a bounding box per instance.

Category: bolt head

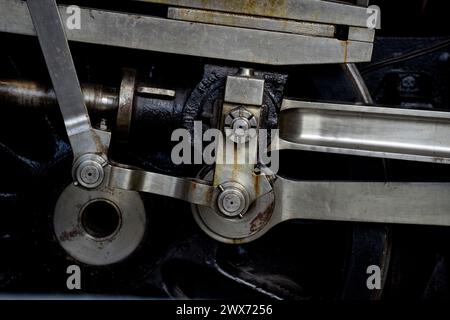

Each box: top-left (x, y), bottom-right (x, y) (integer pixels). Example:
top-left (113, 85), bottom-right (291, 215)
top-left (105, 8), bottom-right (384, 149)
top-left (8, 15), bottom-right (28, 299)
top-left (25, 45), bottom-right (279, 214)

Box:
top-left (216, 182), bottom-right (250, 218)
top-left (224, 107), bottom-right (257, 144)
top-left (73, 154), bottom-right (106, 189)
top-left (232, 118), bottom-right (251, 137)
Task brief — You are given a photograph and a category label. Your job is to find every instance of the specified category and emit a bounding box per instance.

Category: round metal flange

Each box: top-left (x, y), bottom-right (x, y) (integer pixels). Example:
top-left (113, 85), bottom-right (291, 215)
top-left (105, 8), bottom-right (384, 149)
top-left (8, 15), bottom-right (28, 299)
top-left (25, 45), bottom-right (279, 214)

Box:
top-left (192, 171), bottom-right (275, 244)
top-left (54, 183), bottom-right (146, 266)
top-left (114, 68), bottom-right (137, 144)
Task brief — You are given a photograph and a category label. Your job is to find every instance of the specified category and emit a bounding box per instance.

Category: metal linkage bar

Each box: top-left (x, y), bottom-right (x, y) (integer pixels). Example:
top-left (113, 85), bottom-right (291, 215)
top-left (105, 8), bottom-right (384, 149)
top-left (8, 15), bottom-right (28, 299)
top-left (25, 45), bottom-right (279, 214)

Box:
top-left (108, 165), bottom-right (216, 207)
top-left (276, 100), bottom-right (450, 164)
top-left (271, 177), bottom-right (450, 227)
top-left (134, 0), bottom-right (377, 28)
top-left (0, 0), bottom-right (373, 65)
top-left (26, 0), bottom-right (109, 158)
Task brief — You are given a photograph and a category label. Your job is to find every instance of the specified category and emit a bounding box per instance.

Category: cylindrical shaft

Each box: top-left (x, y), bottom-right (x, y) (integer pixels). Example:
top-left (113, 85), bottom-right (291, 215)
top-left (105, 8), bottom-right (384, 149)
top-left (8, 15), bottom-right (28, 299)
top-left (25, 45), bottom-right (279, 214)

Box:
top-left (0, 79), bottom-right (119, 114)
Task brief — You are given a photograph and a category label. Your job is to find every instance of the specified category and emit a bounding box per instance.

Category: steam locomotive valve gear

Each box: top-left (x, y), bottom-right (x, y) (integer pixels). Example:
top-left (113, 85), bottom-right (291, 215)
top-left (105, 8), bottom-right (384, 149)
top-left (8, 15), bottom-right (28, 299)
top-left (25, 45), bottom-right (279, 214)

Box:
top-left (3, 0), bottom-right (450, 301)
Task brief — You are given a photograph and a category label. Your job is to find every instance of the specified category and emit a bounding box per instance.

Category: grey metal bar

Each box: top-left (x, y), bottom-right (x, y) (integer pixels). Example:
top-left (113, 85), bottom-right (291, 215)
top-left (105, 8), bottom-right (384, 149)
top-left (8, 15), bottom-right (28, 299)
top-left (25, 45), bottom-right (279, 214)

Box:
top-left (27, 0), bottom-right (90, 137)
top-left (167, 7), bottom-right (336, 38)
top-left (26, 0), bottom-right (107, 157)
top-left (108, 165), bottom-right (216, 207)
top-left (134, 0), bottom-right (376, 28)
top-left (348, 27), bottom-right (375, 42)
top-left (0, 0), bottom-right (373, 65)
top-left (277, 100), bottom-right (450, 164)
top-left (273, 177), bottom-right (450, 226)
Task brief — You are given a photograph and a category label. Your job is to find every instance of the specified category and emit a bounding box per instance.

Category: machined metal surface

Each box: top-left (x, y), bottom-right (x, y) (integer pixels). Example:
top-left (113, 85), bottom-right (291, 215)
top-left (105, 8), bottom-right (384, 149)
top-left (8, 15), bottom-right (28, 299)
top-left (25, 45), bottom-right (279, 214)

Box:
top-left (216, 182), bottom-right (250, 218)
top-left (270, 177), bottom-right (450, 227)
top-left (4, 0), bottom-right (450, 301)
top-left (224, 107), bottom-right (258, 144)
top-left (108, 165), bottom-right (216, 207)
top-left (26, 0), bottom-right (109, 158)
top-left (0, 0), bottom-right (373, 65)
top-left (136, 0), bottom-right (377, 28)
top-left (167, 7), bottom-right (336, 38)
top-left (136, 86), bottom-right (176, 99)
top-left (193, 190), bottom-right (275, 243)
top-left (195, 175), bottom-right (450, 240)
top-left (277, 100), bottom-right (450, 164)
top-left (344, 63), bottom-right (374, 104)
top-left (193, 71), bottom-right (275, 243)
top-left (26, 0), bottom-right (88, 138)
top-left (0, 79), bottom-right (118, 114)
top-left (213, 74), bottom-right (271, 201)
top-left (72, 154), bottom-right (107, 189)
top-left (193, 170), bottom-right (275, 243)
top-left (224, 73), bottom-right (265, 106)
top-left (348, 27), bottom-right (376, 43)
top-left (54, 183), bottom-right (146, 266)
top-left (115, 69), bottom-right (137, 143)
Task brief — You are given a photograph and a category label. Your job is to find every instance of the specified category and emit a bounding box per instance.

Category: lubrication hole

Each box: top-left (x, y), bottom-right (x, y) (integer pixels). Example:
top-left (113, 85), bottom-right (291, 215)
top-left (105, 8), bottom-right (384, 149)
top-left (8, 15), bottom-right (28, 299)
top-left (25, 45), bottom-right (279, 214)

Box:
top-left (81, 200), bottom-right (121, 238)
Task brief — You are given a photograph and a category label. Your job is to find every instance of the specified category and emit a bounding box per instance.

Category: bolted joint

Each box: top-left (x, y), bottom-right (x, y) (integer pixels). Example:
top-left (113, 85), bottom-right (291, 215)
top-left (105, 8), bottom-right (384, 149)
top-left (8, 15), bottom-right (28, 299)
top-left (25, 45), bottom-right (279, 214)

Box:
top-left (224, 107), bottom-right (258, 144)
top-left (217, 182), bottom-right (250, 218)
top-left (72, 154), bottom-right (107, 189)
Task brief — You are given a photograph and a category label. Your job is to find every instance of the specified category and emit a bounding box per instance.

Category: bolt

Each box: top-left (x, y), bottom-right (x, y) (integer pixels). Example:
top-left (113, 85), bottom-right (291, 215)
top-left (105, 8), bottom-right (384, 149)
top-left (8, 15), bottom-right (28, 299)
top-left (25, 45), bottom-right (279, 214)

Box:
top-left (222, 193), bottom-right (243, 212)
top-left (217, 182), bottom-right (250, 218)
top-left (224, 107), bottom-right (257, 144)
top-left (73, 154), bottom-right (106, 189)
top-left (80, 164), bottom-right (101, 183)
top-left (231, 117), bottom-right (251, 137)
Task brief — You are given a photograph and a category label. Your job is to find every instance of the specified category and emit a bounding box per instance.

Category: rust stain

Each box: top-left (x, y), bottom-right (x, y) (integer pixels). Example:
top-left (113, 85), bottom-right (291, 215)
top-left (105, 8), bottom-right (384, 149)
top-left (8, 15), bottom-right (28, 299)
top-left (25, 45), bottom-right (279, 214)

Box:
top-left (342, 41), bottom-right (349, 64)
top-left (164, 0), bottom-right (290, 20)
top-left (248, 0), bottom-right (287, 17)
top-left (250, 201), bottom-right (275, 233)
top-left (232, 143), bottom-right (238, 182)
top-left (59, 228), bottom-right (83, 242)
top-left (231, 238), bottom-right (245, 245)
top-left (247, 0), bottom-right (258, 14)
top-left (253, 174), bottom-right (261, 197)
top-left (196, 0), bottom-right (290, 22)
top-left (213, 164), bottom-right (222, 186)
top-left (250, 210), bottom-right (271, 233)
